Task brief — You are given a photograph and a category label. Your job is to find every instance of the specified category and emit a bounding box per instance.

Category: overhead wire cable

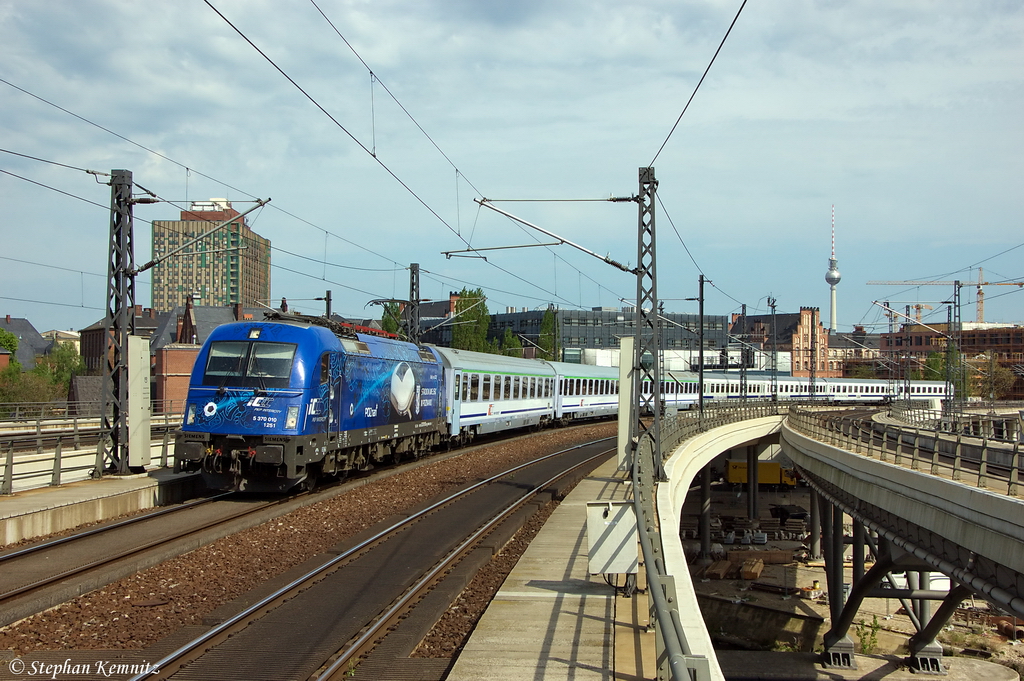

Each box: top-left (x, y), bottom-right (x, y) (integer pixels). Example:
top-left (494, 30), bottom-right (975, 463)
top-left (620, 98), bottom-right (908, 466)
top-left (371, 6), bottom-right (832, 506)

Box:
top-left (649, 0), bottom-right (747, 165)
top-left (0, 295), bottom-right (104, 311)
top-left (205, 1), bottom-right (585, 310)
top-left (0, 77), bottom-right (401, 270)
top-left (0, 148), bottom-right (109, 177)
top-left (656, 194), bottom-right (745, 309)
top-left (308, 0), bottom-right (631, 306)
top-left (202, 0), bottom-right (472, 250)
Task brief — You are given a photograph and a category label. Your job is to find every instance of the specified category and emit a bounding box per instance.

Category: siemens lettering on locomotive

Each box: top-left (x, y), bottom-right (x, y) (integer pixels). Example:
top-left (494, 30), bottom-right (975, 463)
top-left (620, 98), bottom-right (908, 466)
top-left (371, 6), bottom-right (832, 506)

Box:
top-left (174, 312), bottom-right (951, 492)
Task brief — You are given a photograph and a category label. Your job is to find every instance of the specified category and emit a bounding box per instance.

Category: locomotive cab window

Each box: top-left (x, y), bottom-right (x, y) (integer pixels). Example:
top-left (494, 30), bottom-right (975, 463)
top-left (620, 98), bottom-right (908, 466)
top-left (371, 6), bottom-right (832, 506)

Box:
top-left (320, 354), bottom-right (330, 385)
top-left (203, 341), bottom-right (297, 389)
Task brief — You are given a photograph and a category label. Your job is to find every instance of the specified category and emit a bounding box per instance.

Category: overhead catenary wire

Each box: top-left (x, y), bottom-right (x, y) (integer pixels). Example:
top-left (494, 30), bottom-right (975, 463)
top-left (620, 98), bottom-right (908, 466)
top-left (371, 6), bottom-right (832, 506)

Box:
top-left (649, 0), bottom-right (747, 166)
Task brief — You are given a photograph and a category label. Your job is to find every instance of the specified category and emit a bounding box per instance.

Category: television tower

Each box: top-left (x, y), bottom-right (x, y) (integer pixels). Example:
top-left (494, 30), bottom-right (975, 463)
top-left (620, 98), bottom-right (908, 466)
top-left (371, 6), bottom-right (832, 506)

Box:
top-left (824, 205), bottom-right (841, 332)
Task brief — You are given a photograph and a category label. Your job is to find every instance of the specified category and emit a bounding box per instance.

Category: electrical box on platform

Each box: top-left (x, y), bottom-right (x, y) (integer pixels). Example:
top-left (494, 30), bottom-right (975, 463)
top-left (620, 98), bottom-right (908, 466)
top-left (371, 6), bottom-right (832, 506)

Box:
top-left (586, 500), bottom-right (638, 575)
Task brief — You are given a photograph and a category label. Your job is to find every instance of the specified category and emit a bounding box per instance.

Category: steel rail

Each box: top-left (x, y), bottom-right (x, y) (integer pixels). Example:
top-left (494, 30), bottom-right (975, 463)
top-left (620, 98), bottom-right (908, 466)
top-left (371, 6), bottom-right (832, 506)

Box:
top-left (130, 438), bottom-right (613, 681)
top-left (315, 445), bottom-right (612, 680)
top-left (0, 492), bottom-right (303, 607)
top-left (0, 493), bottom-right (233, 563)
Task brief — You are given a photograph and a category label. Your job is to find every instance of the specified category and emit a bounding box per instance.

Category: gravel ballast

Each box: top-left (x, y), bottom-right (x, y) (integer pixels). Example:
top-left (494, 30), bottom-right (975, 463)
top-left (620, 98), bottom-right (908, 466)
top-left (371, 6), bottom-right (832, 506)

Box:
top-left (0, 424), bottom-right (615, 656)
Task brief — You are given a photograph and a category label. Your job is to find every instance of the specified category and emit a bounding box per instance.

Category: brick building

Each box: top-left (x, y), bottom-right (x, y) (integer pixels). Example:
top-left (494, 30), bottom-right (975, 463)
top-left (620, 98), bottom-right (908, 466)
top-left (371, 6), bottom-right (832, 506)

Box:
top-left (881, 322), bottom-right (1024, 399)
top-left (730, 307), bottom-right (838, 378)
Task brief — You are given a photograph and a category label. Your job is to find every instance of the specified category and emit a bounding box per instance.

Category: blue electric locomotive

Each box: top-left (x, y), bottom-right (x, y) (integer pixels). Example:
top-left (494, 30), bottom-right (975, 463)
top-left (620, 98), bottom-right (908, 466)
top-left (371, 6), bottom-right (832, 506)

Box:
top-left (175, 314), bottom-right (445, 492)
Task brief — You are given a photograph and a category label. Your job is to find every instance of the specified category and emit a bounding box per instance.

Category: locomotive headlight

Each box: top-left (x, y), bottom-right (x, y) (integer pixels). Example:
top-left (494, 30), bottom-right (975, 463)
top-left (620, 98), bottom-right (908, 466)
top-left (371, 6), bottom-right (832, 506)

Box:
top-left (186, 403), bottom-right (196, 425)
top-left (286, 405), bottom-right (300, 430)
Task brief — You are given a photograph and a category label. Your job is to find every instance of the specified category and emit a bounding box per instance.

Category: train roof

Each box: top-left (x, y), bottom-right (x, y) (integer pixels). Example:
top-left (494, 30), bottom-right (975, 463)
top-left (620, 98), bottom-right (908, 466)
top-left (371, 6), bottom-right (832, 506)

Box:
top-left (430, 346), bottom-right (558, 377)
top-left (550, 362), bottom-right (619, 380)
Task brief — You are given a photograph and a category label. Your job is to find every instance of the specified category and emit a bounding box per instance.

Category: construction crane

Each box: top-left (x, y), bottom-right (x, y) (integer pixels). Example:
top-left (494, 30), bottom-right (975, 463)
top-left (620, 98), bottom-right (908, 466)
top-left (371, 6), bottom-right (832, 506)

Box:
top-left (868, 269), bottom-right (1024, 323)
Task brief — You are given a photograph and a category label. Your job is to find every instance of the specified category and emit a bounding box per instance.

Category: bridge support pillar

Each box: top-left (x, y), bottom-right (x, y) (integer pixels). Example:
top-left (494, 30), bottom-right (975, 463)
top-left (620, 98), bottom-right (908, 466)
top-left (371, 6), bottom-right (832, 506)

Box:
top-left (746, 444), bottom-right (758, 521)
top-left (820, 494), bottom-right (858, 669)
top-left (809, 491), bottom-right (821, 560)
top-left (905, 584), bottom-right (972, 675)
top-left (699, 463), bottom-right (712, 563)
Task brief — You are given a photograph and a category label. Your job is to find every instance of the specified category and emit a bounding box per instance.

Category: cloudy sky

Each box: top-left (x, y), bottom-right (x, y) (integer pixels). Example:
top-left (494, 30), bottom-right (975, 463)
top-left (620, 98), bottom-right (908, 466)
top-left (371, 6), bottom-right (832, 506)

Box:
top-left (1, 0), bottom-right (1022, 338)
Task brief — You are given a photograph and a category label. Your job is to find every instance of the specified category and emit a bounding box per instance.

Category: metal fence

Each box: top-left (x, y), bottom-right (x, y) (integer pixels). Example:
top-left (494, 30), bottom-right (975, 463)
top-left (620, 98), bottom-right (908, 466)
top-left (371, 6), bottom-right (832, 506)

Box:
top-left (890, 402), bottom-right (1023, 442)
top-left (789, 406), bottom-right (1023, 497)
top-left (0, 402), bottom-right (184, 495)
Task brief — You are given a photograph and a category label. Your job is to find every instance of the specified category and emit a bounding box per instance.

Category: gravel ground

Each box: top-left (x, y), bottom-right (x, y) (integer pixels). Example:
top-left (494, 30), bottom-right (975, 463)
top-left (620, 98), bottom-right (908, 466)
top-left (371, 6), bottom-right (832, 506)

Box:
top-left (0, 423), bottom-right (615, 656)
top-left (413, 497), bottom-right (559, 659)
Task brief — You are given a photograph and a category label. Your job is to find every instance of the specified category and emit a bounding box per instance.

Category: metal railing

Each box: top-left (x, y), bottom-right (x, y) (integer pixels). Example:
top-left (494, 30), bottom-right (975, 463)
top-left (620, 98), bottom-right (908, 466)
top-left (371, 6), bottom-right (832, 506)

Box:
top-left (0, 402), bottom-right (184, 495)
top-left (788, 406), bottom-right (1023, 497)
top-left (890, 402), bottom-right (1022, 442)
top-left (635, 400), bottom-right (788, 681)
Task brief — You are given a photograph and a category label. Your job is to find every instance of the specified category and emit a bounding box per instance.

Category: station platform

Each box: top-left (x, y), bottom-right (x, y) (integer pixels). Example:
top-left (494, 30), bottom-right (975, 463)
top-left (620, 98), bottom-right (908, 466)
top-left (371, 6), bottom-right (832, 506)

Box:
top-left (446, 455), bottom-right (658, 681)
top-left (0, 467), bottom-right (203, 545)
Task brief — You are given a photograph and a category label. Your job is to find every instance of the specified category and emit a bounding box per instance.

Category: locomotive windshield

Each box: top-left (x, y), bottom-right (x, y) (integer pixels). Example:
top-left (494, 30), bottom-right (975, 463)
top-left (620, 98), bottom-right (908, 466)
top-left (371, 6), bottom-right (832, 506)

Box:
top-left (202, 341), bottom-right (297, 389)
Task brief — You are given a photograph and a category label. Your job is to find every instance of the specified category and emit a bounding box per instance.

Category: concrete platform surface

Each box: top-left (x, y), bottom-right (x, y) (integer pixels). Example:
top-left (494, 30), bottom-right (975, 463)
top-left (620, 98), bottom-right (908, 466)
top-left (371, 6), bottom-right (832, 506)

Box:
top-left (0, 467), bottom-right (202, 544)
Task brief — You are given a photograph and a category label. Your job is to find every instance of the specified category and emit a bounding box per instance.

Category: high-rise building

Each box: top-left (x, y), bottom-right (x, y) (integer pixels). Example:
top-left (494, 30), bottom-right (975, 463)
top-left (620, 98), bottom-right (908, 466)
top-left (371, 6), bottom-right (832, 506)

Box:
top-left (151, 199), bottom-right (271, 312)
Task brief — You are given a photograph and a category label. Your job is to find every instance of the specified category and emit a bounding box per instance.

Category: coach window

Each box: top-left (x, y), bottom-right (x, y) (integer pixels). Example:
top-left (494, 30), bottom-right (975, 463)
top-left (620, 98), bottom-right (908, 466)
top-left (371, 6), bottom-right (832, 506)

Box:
top-left (470, 374), bottom-right (479, 401)
top-left (531, 377), bottom-right (537, 398)
top-left (502, 376), bottom-right (510, 399)
top-left (483, 375), bottom-right (492, 401)
top-left (455, 374), bottom-right (462, 401)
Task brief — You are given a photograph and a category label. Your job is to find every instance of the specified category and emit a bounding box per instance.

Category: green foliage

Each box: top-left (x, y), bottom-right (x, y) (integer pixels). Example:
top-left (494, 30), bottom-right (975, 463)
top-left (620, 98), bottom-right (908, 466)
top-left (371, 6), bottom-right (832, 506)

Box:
top-left (0, 342), bottom-right (83, 408)
top-left (0, 328), bottom-right (17, 357)
top-left (854, 615), bottom-right (880, 654)
top-left (923, 352), bottom-right (945, 381)
top-left (850, 364), bottom-right (876, 379)
top-left (501, 328), bottom-right (523, 357)
top-left (971, 351), bottom-right (1016, 400)
top-left (0, 366), bottom-right (60, 405)
top-left (380, 301), bottom-right (401, 336)
top-left (451, 287), bottom-right (493, 353)
top-left (537, 307), bottom-right (559, 361)
top-left (32, 342), bottom-right (85, 390)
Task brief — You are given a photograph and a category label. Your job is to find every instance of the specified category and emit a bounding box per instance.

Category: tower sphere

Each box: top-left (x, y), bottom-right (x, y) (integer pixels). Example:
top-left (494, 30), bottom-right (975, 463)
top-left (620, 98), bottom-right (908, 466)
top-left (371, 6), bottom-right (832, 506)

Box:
top-left (825, 259), bottom-right (841, 286)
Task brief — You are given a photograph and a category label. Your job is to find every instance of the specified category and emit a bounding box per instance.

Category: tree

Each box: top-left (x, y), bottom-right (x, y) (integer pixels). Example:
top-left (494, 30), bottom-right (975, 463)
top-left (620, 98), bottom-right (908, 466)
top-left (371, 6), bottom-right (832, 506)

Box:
top-left (32, 342), bottom-right (85, 394)
top-left (501, 328), bottom-right (523, 357)
top-left (537, 307), bottom-right (559, 361)
top-left (0, 328), bottom-right (18, 368)
top-left (380, 302), bottom-right (401, 336)
top-left (923, 352), bottom-right (945, 382)
top-left (850, 364), bottom-right (876, 380)
top-left (451, 287), bottom-right (492, 352)
top-left (970, 351), bottom-right (1016, 401)
top-left (0, 365), bottom-right (58, 406)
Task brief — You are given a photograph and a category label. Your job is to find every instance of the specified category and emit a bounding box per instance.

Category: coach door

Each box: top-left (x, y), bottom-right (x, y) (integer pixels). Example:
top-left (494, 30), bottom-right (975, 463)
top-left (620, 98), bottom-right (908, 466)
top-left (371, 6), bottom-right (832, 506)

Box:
top-left (450, 371), bottom-right (463, 436)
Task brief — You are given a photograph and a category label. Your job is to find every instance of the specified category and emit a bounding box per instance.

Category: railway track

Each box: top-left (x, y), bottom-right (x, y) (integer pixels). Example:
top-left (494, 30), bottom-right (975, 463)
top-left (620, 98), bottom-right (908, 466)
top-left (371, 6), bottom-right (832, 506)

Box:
top-left (132, 438), bottom-right (613, 681)
top-left (0, 491), bottom-right (311, 628)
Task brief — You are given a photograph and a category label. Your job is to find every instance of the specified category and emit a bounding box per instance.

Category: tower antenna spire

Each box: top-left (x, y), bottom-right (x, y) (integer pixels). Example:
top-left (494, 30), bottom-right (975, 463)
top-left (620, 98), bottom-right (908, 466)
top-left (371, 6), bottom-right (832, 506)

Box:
top-left (825, 204), bottom-right (841, 333)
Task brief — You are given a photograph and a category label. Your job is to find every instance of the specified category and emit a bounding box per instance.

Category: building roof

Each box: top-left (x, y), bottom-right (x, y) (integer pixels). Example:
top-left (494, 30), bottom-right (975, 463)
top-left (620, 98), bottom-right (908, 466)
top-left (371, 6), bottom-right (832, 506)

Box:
top-left (730, 313), bottom-right (804, 346)
top-left (150, 304), bottom-right (267, 351)
top-left (0, 315), bottom-right (50, 369)
top-left (829, 329), bottom-right (881, 351)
